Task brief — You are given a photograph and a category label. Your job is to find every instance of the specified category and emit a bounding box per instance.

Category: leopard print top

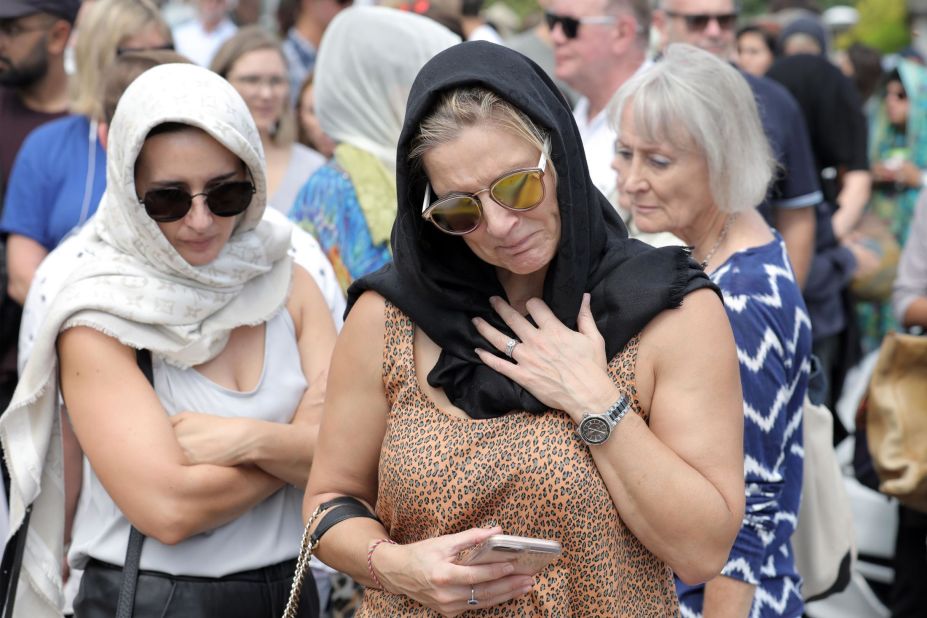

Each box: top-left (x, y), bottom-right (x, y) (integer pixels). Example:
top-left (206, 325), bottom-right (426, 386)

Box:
top-left (357, 302), bottom-right (679, 617)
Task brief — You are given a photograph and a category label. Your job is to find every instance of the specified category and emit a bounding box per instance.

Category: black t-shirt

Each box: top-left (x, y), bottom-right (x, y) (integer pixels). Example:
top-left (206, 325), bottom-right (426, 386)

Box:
top-left (0, 87), bottom-right (66, 211)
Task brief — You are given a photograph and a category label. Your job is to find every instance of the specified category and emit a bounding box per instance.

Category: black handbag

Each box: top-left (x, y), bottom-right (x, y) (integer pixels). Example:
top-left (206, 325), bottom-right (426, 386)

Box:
top-left (0, 349), bottom-right (152, 617)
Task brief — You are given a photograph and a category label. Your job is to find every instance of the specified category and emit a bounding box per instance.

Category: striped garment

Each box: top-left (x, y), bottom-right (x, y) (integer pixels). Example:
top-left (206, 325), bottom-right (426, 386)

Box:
top-left (677, 233), bottom-right (812, 618)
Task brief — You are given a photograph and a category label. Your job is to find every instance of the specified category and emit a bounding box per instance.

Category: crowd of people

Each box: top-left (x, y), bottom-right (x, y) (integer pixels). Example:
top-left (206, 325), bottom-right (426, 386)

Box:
top-left (0, 0), bottom-right (925, 617)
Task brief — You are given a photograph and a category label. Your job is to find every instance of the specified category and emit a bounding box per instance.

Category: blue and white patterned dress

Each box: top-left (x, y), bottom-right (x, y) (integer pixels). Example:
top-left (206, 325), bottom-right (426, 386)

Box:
top-left (677, 233), bottom-right (812, 618)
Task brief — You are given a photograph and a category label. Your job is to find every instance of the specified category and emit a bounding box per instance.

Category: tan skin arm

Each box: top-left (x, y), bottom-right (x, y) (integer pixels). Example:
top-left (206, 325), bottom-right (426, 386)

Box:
top-left (304, 292), bottom-right (535, 617)
top-left (473, 289), bottom-right (745, 584)
top-left (58, 326), bottom-right (284, 546)
top-left (773, 206), bottom-right (814, 289)
top-left (702, 575), bottom-right (756, 618)
top-left (832, 170), bottom-right (873, 240)
top-left (169, 266), bottom-right (336, 488)
top-left (6, 235), bottom-right (48, 305)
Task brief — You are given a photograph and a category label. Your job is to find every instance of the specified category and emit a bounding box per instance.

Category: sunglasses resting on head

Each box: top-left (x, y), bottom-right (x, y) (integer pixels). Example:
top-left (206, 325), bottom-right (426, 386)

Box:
top-left (422, 142), bottom-right (549, 235)
top-left (138, 179), bottom-right (256, 223)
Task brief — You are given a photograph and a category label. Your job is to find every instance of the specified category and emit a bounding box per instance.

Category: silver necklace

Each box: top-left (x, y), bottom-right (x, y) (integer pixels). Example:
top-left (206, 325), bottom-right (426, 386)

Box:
top-left (698, 213), bottom-right (738, 270)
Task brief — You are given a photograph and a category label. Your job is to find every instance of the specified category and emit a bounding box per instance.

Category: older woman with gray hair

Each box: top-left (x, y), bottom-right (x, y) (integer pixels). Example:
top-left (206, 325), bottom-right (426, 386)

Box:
top-left (611, 44), bottom-right (812, 618)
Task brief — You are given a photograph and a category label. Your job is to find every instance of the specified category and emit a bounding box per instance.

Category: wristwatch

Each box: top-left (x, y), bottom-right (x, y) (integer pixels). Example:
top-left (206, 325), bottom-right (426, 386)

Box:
top-left (576, 395), bottom-right (631, 446)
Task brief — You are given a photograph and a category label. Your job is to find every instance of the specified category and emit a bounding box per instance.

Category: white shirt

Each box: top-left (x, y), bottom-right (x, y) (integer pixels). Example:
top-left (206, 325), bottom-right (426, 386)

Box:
top-left (172, 17), bottom-right (238, 67)
top-left (468, 23), bottom-right (504, 45)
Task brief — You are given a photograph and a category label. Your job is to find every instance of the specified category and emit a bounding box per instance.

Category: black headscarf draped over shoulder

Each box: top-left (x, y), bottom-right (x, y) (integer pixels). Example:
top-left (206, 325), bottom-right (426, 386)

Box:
top-left (348, 42), bottom-right (716, 419)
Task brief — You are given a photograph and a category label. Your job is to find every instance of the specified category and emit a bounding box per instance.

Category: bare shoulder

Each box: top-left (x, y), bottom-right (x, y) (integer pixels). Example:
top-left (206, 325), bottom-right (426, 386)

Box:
top-left (340, 290), bottom-right (387, 352)
top-left (635, 288), bottom-right (734, 406)
top-left (58, 324), bottom-right (135, 368)
top-left (640, 287), bottom-right (729, 356)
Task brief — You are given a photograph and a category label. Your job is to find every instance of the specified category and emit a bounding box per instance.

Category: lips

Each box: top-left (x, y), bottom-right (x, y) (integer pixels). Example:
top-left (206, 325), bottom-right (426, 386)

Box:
top-left (499, 231), bottom-right (537, 253)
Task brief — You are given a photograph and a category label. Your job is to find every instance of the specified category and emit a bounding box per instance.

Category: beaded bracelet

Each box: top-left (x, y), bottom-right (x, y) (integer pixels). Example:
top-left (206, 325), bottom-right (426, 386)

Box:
top-left (366, 538), bottom-right (397, 590)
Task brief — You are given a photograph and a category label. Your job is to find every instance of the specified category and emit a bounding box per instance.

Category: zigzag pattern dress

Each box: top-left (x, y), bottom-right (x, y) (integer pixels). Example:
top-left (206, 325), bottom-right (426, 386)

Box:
top-left (676, 234), bottom-right (812, 618)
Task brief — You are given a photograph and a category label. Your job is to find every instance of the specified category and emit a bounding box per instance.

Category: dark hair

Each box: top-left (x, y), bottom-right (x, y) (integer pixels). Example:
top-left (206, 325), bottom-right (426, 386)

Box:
top-left (101, 50), bottom-right (192, 123)
top-left (461, 0), bottom-right (483, 17)
top-left (846, 43), bottom-right (883, 102)
top-left (736, 24), bottom-right (779, 57)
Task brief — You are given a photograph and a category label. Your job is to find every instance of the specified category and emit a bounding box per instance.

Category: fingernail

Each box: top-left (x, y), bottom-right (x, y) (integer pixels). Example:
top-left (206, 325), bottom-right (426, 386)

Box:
top-left (471, 317), bottom-right (479, 326)
top-left (502, 563), bottom-right (514, 574)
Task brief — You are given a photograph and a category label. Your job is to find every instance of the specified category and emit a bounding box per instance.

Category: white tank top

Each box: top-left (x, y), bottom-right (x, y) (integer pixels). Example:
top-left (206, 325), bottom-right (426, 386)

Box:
top-left (69, 309), bottom-right (308, 576)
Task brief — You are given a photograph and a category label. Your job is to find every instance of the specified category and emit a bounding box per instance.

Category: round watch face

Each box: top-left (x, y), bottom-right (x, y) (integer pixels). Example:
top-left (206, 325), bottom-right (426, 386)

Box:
top-left (580, 416), bottom-right (610, 445)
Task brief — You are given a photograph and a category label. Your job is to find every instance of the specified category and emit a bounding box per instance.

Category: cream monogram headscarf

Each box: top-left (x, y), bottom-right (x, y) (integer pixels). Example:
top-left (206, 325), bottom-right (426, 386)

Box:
top-left (0, 63), bottom-right (292, 616)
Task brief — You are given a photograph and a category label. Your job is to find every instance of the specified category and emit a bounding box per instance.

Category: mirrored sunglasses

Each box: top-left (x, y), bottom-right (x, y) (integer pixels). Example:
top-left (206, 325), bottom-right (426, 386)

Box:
top-left (665, 10), bottom-right (738, 32)
top-left (138, 180), bottom-right (256, 223)
top-left (422, 148), bottom-right (548, 235)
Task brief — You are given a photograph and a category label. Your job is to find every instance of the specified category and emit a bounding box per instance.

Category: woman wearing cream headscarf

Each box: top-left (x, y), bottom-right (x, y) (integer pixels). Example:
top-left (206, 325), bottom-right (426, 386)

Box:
top-left (0, 63), bottom-right (334, 617)
top-left (288, 6), bottom-right (459, 292)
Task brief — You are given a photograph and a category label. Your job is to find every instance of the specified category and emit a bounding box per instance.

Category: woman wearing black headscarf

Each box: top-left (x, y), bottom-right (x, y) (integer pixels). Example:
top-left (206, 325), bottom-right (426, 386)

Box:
top-left (303, 42), bottom-right (745, 616)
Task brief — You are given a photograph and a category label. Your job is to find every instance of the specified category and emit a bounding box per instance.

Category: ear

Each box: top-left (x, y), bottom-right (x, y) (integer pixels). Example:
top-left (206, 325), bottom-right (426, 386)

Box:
top-left (98, 122), bottom-right (109, 151)
top-left (46, 19), bottom-right (72, 56)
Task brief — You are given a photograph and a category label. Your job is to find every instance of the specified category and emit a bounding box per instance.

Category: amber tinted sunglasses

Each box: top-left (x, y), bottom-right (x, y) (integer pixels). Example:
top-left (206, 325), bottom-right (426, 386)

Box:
top-left (422, 146), bottom-right (549, 235)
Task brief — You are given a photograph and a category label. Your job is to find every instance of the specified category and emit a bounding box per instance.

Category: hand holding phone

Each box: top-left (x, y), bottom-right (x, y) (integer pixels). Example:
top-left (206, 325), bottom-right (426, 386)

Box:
top-left (456, 534), bottom-right (562, 575)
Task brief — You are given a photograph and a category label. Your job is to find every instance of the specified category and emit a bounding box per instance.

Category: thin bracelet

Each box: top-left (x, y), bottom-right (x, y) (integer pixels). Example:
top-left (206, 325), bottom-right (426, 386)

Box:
top-left (367, 538), bottom-right (397, 590)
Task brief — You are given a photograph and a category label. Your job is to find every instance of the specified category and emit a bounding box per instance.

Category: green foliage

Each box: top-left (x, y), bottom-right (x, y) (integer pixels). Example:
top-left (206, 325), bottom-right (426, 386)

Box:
top-left (488, 0), bottom-right (539, 21)
top-left (838, 0), bottom-right (910, 53)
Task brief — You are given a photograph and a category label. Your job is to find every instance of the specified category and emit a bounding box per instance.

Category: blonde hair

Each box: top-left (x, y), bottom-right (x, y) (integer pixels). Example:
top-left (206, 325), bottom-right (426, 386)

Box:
top-left (409, 86), bottom-right (554, 180)
top-left (69, 0), bottom-right (170, 120)
top-left (210, 25), bottom-right (296, 148)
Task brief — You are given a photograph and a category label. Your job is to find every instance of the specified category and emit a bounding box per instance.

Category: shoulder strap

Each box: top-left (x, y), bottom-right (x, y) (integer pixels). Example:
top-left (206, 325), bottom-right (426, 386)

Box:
top-left (114, 349), bottom-right (153, 618)
top-left (0, 506), bottom-right (31, 618)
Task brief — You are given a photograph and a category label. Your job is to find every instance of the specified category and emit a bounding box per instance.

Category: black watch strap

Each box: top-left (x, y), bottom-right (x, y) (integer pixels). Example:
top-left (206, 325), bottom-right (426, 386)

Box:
top-left (309, 497), bottom-right (380, 547)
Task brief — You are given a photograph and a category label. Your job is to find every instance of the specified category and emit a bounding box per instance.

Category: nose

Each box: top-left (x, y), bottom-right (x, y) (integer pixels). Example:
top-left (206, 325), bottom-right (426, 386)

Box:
top-left (481, 194), bottom-right (519, 238)
top-left (614, 154), bottom-right (647, 196)
top-left (704, 17), bottom-right (723, 38)
top-left (185, 195), bottom-right (214, 231)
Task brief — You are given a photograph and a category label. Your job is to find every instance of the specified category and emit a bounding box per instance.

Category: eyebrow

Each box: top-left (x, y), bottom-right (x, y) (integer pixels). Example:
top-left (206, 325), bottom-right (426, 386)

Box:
top-left (147, 170), bottom-right (242, 190)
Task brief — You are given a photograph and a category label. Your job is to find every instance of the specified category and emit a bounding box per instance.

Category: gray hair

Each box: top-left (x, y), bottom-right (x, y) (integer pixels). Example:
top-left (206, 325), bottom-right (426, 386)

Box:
top-left (608, 43), bottom-right (773, 213)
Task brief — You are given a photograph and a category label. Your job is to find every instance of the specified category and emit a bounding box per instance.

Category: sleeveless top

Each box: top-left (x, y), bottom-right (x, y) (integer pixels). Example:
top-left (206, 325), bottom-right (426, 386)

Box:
top-left (69, 309), bottom-right (308, 577)
top-left (358, 303), bottom-right (679, 617)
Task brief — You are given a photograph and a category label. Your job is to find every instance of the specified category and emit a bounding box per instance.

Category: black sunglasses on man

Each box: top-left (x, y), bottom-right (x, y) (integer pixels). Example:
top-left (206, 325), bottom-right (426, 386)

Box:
top-left (664, 10), bottom-right (739, 32)
top-left (544, 10), bottom-right (616, 40)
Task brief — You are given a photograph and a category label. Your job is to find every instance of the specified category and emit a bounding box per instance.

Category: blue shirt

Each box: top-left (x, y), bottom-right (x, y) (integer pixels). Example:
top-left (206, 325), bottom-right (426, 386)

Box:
top-left (677, 236), bottom-right (812, 618)
top-left (0, 115), bottom-right (106, 251)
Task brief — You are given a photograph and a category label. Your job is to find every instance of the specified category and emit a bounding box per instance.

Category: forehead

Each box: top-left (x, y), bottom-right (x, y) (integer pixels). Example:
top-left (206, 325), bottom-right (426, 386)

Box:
top-left (550, 0), bottom-right (607, 16)
top-left (664, 0), bottom-right (735, 13)
top-left (230, 47), bottom-right (287, 73)
top-left (423, 125), bottom-right (539, 192)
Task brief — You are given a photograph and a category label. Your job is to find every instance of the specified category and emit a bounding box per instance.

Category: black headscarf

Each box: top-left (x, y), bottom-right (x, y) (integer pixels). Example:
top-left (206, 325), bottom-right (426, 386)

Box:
top-left (348, 42), bottom-right (716, 419)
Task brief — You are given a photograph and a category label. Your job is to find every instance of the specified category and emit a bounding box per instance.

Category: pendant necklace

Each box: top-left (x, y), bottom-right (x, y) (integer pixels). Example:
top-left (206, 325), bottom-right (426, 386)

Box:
top-left (699, 213), bottom-right (738, 270)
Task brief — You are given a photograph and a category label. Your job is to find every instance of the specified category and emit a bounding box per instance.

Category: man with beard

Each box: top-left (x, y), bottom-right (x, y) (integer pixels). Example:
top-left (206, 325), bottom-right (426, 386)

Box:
top-left (0, 0), bottom-right (77, 205)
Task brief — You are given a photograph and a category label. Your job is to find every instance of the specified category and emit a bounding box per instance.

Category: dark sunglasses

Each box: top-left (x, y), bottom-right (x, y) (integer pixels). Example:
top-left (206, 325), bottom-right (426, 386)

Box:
top-left (138, 180), bottom-right (256, 223)
top-left (422, 146), bottom-right (548, 235)
top-left (665, 10), bottom-right (738, 32)
top-left (544, 11), bottom-right (616, 40)
top-left (116, 42), bottom-right (175, 56)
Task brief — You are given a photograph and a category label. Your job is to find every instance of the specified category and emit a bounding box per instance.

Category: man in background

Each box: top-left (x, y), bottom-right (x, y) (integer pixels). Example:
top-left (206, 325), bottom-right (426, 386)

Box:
top-left (548, 0), bottom-right (650, 206)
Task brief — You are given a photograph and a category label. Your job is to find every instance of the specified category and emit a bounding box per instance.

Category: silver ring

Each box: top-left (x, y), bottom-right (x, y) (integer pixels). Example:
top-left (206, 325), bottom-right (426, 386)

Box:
top-left (504, 338), bottom-right (519, 358)
top-left (468, 586), bottom-right (478, 606)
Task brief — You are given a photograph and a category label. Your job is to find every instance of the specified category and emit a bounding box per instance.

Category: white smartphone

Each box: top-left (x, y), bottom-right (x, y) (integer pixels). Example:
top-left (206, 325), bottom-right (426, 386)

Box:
top-left (456, 534), bottom-right (562, 575)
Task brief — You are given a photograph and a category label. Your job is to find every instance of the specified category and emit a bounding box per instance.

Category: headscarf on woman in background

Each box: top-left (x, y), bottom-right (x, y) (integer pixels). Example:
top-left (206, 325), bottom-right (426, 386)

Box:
top-left (288, 6), bottom-right (459, 292)
top-left (856, 59), bottom-right (927, 351)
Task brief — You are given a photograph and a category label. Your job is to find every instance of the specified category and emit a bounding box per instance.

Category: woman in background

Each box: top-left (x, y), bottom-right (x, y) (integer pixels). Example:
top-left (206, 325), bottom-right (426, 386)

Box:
top-left (211, 25), bottom-right (325, 214)
top-left (611, 44), bottom-right (811, 617)
top-left (295, 76), bottom-right (336, 159)
top-left (854, 61), bottom-right (927, 352)
top-left (288, 6), bottom-right (459, 291)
